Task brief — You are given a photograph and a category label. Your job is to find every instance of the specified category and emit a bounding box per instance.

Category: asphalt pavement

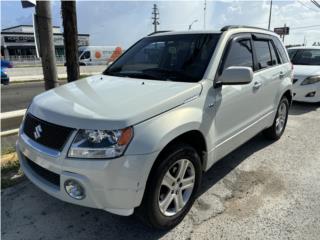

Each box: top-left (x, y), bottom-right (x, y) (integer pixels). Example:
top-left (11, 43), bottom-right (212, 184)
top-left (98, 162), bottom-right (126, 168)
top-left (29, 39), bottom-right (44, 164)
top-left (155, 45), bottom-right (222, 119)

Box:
top-left (1, 82), bottom-right (51, 112)
top-left (1, 102), bottom-right (320, 240)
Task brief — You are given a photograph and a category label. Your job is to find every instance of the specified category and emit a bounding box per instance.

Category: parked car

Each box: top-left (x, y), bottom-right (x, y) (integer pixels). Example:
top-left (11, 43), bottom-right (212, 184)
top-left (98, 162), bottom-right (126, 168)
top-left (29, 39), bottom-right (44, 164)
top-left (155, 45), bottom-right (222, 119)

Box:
top-left (287, 46), bottom-right (320, 103)
top-left (17, 26), bottom-right (292, 229)
top-left (1, 59), bottom-right (13, 85)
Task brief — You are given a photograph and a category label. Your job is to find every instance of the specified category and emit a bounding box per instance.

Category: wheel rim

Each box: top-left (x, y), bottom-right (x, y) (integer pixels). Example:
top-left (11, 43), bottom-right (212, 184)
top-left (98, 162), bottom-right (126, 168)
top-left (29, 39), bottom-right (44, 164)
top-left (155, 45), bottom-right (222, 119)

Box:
top-left (275, 102), bottom-right (287, 135)
top-left (158, 159), bottom-right (195, 217)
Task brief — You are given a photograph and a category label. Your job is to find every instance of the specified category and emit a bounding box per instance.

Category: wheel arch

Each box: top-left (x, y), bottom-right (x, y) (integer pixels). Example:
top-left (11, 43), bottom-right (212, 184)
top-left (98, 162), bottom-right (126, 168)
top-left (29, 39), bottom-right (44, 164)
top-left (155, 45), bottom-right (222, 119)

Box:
top-left (282, 89), bottom-right (293, 106)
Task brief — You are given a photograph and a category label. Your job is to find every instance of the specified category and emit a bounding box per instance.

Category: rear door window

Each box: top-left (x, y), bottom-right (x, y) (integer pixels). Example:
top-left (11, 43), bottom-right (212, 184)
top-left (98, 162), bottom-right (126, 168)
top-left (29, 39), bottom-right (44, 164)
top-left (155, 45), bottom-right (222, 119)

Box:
top-left (254, 40), bottom-right (273, 69)
top-left (269, 41), bottom-right (279, 66)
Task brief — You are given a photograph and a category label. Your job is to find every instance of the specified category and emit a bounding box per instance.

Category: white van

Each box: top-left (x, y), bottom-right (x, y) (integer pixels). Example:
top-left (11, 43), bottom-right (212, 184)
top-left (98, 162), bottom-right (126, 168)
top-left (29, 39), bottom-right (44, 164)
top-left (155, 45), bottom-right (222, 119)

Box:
top-left (78, 46), bottom-right (123, 65)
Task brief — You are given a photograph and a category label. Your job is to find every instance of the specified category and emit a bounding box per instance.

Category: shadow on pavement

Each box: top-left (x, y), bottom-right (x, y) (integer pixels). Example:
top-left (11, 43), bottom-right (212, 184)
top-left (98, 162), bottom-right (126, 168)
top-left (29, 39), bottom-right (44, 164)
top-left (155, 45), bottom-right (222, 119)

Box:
top-left (2, 135), bottom-right (274, 240)
top-left (289, 101), bottom-right (320, 116)
top-left (199, 133), bottom-right (273, 197)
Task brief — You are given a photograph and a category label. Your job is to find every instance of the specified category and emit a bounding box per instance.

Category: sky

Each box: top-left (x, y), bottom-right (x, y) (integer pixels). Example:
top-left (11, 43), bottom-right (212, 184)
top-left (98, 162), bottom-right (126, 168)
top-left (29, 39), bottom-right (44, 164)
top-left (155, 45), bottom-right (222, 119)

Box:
top-left (1, 0), bottom-right (320, 48)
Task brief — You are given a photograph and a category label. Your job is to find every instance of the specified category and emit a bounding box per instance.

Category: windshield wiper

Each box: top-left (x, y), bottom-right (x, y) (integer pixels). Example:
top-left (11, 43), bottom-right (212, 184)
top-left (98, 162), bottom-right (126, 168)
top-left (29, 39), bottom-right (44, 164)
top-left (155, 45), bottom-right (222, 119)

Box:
top-left (143, 68), bottom-right (196, 81)
top-left (105, 71), bottom-right (159, 80)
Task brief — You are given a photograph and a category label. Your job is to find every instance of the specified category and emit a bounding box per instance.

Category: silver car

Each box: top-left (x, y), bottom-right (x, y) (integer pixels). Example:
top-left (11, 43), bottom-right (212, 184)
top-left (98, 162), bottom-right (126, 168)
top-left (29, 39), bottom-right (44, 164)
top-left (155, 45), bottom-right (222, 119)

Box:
top-left (17, 26), bottom-right (292, 229)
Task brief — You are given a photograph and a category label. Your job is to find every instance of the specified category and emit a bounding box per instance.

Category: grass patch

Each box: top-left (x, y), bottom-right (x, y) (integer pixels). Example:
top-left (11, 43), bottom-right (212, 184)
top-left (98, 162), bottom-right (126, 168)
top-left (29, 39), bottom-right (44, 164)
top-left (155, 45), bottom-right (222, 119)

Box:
top-left (1, 153), bottom-right (24, 189)
top-left (1, 146), bottom-right (16, 155)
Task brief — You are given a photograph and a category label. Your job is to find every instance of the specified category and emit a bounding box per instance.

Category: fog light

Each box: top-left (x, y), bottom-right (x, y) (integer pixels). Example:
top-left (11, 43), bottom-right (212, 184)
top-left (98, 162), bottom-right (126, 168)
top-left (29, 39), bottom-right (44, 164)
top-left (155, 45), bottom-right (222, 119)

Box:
top-left (305, 91), bottom-right (316, 98)
top-left (64, 179), bottom-right (85, 200)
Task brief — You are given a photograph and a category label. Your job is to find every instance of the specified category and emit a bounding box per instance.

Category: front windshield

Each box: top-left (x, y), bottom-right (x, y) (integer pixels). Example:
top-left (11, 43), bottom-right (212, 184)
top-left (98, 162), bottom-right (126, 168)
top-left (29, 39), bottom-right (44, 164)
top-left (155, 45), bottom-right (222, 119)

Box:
top-left (78, 50), bottom-right (84, 57)
top-left (288, 49), bottom-right (320, 65)
top-left (103, 33), bottom-right (221, 82)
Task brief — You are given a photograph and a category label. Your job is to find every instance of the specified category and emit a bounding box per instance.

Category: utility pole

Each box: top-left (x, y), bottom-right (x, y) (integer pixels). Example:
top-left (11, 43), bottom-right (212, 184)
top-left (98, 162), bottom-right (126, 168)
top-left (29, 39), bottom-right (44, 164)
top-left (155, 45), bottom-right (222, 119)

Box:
top-left (203, 0), bottom-right (207, 30)
top-left (35, 1), bottom-right (58, 90)
top-left (152, 4), bottom-right (159, 33)
top-left (61, 0), bottom-right (79, 82)
top-left (282, 23), bottom-right (286, 42)
top-left (268, 0), bottom-right (272, 30)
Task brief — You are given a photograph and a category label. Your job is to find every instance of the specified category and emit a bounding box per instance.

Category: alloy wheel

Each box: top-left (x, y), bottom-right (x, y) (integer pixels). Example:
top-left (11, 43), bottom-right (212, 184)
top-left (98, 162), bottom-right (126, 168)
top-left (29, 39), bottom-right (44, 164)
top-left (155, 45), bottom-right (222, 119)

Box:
top-left (158, 159), bottom-right (195, 217)
top-left (275, 102), bottom-right (287, 135)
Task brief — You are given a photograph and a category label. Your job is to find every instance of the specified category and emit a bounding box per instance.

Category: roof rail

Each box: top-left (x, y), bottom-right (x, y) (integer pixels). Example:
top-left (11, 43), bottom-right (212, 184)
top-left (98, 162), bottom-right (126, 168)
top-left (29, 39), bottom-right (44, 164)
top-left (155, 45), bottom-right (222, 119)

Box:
top-left (148, 31), bottom-right (171, 36)
top-left (221, 25), bottom-right (272, 32)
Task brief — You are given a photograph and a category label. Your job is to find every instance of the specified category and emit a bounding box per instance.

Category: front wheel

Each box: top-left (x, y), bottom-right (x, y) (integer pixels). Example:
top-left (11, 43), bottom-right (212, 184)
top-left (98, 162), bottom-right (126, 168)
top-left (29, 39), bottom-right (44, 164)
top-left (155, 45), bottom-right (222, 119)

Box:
top-left (263, 97), bottom-right (289, 140)
top-left (136, 143), bottom-right (202, 229)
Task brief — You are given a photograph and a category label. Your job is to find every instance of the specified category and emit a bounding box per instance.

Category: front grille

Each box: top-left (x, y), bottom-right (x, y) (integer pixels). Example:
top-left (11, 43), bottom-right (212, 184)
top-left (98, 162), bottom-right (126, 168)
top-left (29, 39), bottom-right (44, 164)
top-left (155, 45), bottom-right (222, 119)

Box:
top-left (23, 114), bottom-right (74, 151)
top-left (25, 157), bottom-right (60, 187)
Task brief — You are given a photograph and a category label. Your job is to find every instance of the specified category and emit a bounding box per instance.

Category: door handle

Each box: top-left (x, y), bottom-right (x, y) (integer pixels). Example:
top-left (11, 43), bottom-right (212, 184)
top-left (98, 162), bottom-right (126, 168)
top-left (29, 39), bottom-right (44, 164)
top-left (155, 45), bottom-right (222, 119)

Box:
top-left (253, 81), bottom-right (262, 89)
top-left (279, 71), bottom-right (285, 78)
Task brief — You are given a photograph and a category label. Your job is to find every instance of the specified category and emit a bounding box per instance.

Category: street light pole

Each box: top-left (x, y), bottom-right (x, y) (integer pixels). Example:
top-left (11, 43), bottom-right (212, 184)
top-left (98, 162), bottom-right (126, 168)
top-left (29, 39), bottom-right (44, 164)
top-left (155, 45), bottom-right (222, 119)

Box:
top-left (268, 0), bottom-right (273, 30)
top-left (203, 0), bottom-right (207, 30)
top-left (188, 19), bottom-right (198, 30)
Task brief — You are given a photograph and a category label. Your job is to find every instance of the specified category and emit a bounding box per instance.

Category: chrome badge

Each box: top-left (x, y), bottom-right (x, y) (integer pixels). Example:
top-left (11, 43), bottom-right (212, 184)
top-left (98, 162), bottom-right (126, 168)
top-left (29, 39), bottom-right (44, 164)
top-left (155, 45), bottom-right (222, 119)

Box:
top-left (33, 125), bottom-right (43, 140)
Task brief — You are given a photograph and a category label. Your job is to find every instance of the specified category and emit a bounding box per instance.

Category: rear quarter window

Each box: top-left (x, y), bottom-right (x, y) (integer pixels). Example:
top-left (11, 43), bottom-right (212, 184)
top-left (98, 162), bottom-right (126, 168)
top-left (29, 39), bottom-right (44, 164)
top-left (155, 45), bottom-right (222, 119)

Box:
top-left (273, 37), bottom-right (289, 63)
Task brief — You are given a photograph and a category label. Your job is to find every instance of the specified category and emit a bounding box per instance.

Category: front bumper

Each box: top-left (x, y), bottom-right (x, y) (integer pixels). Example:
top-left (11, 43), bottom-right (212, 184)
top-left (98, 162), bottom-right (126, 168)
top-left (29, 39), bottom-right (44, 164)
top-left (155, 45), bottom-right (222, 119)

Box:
top-left (292, 77), bottom-right (320, 103)
top-left (293, 84), bottom-right (320, 103)
top-left (17, 132), bottom-right (158, 216)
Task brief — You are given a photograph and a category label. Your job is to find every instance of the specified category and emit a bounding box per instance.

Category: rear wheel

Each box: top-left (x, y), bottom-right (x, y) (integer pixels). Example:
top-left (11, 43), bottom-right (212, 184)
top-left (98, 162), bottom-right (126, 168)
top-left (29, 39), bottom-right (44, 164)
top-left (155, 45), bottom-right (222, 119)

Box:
top-left (263, 97), bottom-right (289, 140)
top-left (136, 143), bottom-right (202, 229)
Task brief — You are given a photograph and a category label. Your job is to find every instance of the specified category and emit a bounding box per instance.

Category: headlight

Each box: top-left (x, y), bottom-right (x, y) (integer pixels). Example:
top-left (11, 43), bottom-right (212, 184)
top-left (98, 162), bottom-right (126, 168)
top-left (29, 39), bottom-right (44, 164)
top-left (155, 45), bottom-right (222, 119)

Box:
top-left (301, 76), bottom-right (320, 85)
top-left (68, 127), bottom-right (133, 159)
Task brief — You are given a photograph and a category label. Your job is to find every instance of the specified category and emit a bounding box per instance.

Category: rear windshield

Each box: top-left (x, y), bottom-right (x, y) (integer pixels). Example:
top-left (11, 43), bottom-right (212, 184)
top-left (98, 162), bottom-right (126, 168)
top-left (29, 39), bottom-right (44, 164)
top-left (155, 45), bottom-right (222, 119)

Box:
top-left (288, 49), bottom-right (320, 65)
top-left (104, 34), bottom-right (221, 82)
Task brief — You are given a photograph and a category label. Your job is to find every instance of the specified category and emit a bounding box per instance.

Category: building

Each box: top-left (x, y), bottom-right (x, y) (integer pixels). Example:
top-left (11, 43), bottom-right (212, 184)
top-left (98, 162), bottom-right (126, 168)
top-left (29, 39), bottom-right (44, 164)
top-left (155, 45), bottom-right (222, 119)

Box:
top-left (1, 25), bottom-right (90, 62)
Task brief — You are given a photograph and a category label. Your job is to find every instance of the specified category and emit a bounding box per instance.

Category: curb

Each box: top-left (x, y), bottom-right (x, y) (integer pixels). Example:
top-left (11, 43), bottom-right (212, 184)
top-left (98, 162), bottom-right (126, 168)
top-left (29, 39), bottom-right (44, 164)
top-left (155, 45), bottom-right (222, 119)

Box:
top-left (1, 129), bottom-right (19, 137)
top-left (1, 109), bottom-right (26, 134)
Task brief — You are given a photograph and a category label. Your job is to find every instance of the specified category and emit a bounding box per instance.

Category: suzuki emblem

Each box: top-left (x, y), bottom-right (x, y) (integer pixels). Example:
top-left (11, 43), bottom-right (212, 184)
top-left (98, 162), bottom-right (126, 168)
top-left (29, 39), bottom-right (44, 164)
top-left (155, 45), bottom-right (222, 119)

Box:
top-left (33, 125), bottom-right (43, 140)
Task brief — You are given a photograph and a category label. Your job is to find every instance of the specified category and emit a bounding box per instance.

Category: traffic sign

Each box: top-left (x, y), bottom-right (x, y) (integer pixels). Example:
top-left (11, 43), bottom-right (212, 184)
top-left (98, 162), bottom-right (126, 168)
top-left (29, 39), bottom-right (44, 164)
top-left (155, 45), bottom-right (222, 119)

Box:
top-left (274, 27), bottom-right (290, 35)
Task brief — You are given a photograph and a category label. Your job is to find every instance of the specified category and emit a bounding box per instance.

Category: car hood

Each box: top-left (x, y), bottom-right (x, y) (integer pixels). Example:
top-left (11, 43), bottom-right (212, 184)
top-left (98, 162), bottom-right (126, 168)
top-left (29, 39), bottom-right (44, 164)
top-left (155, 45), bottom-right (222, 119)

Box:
top-left (293, 65), bottom-right (320, 77)
top-left (28, 75), bottom-right (203, 130)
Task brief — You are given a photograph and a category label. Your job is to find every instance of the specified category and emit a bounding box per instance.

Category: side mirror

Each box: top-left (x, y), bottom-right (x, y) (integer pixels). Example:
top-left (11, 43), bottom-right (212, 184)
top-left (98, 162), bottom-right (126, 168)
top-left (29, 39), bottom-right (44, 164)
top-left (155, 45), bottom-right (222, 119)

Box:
top-left (218, 66), bottom-right (253, 86)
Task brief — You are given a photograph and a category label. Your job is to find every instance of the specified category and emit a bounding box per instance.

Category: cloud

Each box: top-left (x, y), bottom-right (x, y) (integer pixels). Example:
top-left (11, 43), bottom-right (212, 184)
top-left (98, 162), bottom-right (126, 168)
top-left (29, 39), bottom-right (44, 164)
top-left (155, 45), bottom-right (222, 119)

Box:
top-left (206, 0), bottom-right (320, 46)
top-left (2, 0), bottom-right (319, 47)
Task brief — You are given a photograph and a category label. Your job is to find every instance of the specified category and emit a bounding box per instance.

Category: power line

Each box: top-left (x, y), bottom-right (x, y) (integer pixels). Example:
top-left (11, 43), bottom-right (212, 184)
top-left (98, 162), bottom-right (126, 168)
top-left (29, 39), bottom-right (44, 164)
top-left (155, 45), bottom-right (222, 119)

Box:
top-left (311, 0), bottom-right (320, 8)
top-left (298, 0), bottom-right (320, 12)
top-left (291, 24), bottom-right (320, 29)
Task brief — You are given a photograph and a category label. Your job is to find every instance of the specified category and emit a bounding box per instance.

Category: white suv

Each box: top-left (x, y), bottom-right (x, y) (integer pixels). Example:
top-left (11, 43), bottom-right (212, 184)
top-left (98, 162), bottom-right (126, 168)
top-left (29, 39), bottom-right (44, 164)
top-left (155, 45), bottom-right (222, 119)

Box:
top-left (17, 26), bottom-right (292, 229)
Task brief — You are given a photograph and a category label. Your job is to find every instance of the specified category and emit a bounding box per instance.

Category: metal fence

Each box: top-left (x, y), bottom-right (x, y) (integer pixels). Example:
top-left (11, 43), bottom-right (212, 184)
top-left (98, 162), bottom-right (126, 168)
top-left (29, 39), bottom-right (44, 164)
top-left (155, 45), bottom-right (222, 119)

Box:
top-left (7, 55), bottom-right (66, 66)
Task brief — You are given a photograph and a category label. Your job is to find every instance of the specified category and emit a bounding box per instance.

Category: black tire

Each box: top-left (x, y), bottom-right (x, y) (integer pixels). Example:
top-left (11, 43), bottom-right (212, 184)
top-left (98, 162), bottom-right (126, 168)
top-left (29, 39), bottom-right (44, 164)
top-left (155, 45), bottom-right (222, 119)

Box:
top-left (263, 97), bottom-right (289, 140)
top-left (136, 143), bottom-right (202, 230)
